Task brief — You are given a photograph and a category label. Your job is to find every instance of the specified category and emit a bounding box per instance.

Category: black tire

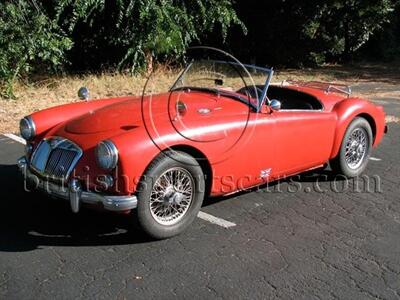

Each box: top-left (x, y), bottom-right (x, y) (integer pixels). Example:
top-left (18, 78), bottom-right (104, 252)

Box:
top-left (330, 117), bottom-right (373, 178)
top-left (135, 151), bottom-right (205, 239)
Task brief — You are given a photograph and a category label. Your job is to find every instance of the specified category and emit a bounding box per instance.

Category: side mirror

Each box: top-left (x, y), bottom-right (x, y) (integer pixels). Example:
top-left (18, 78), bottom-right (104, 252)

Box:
top-left (78, 87), bottom-right (90, 101)
top-left (270, 99), bottom-right (281, 111)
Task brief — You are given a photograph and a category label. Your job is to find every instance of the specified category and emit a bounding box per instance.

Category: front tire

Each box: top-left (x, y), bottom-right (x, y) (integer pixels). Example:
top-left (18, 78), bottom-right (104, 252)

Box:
top-left (136, 151), bottom-right (205, 239)
top-left (330, 117), bottom-right (373, 178)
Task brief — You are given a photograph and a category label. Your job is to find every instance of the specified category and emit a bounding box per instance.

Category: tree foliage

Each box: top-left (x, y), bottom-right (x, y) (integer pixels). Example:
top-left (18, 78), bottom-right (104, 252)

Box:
top-left (0, 0), bottom-right (72, 98)
top-left (0, 0), bottom-right (243, 97)
top-left (54, 0), bottom-right (245, 72)
top-left (0, 0), bottom-right (399, 99)
top-left (360, 3), bottom-right (400, 61)
top-left (224, 0), bottom-right (398, 66)
top-left (303, 0), bottom-right (395, 62)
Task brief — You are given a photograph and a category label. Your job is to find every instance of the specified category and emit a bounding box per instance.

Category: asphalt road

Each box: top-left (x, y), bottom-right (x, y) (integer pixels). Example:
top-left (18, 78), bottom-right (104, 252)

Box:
top-left (1, 90), bottom-right (400, 299)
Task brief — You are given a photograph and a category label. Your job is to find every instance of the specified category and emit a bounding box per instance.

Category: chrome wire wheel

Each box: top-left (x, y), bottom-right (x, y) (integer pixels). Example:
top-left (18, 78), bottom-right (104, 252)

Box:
top-left (149, 167), bottom-right (194, 226)
top-left (344, 128), bottom-right (368, 170)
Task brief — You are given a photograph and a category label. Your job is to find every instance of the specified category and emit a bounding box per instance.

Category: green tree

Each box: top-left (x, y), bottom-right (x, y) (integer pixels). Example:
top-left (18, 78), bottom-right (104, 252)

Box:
top-left (0, 0), bottom-right (72, 98)
top-left (304, 0), bottom-right (396, 62)
top-left (55, 0), bottom-right (245, 73)
top-left (361, 2), bottom-right (400, 61)
top-left (229, 0), bottom-right (397, 66)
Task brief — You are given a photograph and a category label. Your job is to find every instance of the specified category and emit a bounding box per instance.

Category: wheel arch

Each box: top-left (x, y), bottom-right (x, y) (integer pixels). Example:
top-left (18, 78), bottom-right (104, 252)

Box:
top-left (140, 145), bottom-right (213, 198)
top-left (355, 113), bottom-right (376, 144)
top-left (357, 113), bottom-right (376, 142)
top-left (330, 98), bottom-right (380, 159)
top-left (167, 145), bottom-right (213, 198)
top-left (330, 113), bottom-right (376, 159)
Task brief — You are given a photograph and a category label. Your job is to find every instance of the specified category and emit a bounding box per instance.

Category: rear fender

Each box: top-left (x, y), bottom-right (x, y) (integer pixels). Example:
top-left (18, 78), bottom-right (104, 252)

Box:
top-left (330, 98), bottom-right (385, 159)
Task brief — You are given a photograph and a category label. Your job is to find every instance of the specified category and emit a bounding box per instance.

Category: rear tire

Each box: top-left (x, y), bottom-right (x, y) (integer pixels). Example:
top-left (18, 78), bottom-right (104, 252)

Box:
top-left (135, 151), bottom-right (205, 239)
top-left (330, 117), bottom-right (373, 178)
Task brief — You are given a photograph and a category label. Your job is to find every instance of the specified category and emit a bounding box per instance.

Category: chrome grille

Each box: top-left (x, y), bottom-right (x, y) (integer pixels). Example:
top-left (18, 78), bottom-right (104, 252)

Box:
top-left (45, 148), bottom-right (77, 178)
top-left (30, 137), bottom-right (82, 180)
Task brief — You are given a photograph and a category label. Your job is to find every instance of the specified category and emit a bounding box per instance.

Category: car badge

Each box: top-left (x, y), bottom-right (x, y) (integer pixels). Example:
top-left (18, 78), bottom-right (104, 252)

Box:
top-left (198, 108), bottom-right (211, 115)
top-left (260, 168), bottom-right (272, 179)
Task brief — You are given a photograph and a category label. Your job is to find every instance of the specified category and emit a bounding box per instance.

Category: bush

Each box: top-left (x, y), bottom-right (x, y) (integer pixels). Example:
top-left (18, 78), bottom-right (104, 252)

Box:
top-left (55, 0), bottom-right (245, 73)
top-left (0, 0), bottom-right (72, 98)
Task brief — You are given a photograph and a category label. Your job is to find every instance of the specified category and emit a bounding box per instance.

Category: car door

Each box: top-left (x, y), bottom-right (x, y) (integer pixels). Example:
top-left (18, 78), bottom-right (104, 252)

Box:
top-left (271, 110), bottom-right (337, 177)
top-left (204, 109), bottom-right (279, 195)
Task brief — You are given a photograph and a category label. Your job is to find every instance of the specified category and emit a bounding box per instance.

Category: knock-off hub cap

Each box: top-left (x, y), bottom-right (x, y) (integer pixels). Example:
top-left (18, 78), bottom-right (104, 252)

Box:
top-left (163, 186), bottom-right (185, 205)
top-left (150, 167), bottom-right (194, 226)
top-left (345, 128), bottom-right (368, 170)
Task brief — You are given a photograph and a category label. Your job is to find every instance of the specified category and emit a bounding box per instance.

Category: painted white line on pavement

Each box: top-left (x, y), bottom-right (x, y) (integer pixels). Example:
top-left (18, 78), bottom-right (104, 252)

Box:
top-left (386, 115), bottom-right (400, 123)
top-left (4, 132), bottom-right (236, 228)
top-left (198, 211), bottom-right (236, 228)
top-left (369, 157), bottom-right (382, 161)
top-left (371, 100), bottom-right (389, 105)
top-left (4, 133), bottom-right (26, 145)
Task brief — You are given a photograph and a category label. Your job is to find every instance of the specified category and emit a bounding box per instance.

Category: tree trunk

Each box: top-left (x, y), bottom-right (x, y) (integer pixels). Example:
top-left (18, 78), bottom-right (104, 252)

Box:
top-left (145, 49), bottom-right (153, 76)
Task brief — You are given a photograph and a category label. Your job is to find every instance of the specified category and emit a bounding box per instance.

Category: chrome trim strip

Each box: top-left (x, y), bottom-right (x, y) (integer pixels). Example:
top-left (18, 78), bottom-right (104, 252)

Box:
top-left (27, 116), bottom-right (36, 137)
top-left (278, 109), bottom-right (324, 112)
top-left (18, 157), bottom-right (137, 212)
top-left (20, 116), bottom-right (36, 141)
top-left (96, 140), bottom-right (119, 170)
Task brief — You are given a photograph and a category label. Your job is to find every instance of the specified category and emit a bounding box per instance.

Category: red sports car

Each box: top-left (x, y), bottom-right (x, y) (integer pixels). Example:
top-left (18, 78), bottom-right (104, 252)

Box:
top-left (18, 59), bottom-right (387, 239)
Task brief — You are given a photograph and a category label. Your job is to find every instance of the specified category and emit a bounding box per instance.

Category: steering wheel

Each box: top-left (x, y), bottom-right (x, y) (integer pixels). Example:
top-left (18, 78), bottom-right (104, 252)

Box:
top-left (236, 86), bottom-right (264, 100)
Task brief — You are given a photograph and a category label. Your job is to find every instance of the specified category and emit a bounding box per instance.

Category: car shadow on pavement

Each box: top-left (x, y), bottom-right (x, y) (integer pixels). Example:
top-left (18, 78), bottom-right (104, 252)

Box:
top-left (1, 163), bottom-right (344, 252)
top-left (0, 164), bottom-right (154, 252)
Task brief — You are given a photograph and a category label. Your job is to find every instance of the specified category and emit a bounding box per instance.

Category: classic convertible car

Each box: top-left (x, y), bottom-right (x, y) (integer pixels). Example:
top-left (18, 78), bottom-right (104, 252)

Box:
top-left (18, 59), bottom-right (387, 239)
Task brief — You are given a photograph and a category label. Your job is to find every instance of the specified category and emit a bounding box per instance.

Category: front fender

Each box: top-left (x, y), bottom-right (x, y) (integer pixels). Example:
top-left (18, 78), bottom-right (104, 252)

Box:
top-left (110, 128), bottom-right (182, 194)
top-left (330, 98), bottom-right (386, 159)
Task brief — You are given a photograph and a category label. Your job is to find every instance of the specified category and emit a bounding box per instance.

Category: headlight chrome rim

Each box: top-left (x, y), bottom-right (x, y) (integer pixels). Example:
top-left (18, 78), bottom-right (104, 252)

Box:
top-left (95, 140), bottom-right (119, 170)
top-left (20, 116), bottom-right (36, 141)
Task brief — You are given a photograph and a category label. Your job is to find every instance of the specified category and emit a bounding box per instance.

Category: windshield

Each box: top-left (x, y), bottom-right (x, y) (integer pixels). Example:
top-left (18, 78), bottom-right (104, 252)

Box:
top-left (170, 60), bottom-right (273, 110)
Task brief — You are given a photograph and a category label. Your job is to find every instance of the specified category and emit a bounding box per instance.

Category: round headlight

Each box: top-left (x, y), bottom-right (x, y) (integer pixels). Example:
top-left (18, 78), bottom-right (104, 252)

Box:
top-left (19, 116), bottom-right (36, 141)
top-left (95, 140), bottom-right (119, 170)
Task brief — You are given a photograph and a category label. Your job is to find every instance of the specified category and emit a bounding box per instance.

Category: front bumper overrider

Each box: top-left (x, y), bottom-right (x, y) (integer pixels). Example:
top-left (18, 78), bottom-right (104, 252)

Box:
top-left (18, 156), bottom-right (137, 213)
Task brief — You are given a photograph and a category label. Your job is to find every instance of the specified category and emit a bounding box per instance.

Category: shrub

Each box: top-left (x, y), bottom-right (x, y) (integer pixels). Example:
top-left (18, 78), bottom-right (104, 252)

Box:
top-left (55, 0), bottom-right (245, 73)
top-left (0, 0), bottom-right (72, 98)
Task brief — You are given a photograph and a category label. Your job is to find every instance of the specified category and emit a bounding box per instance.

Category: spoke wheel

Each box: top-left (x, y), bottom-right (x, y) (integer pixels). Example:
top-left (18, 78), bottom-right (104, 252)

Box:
top-left (330, 117), bottom-right (373, 178)
top-left (150, 167), bottom-right (194, 226)
top-left (136, 151), bottom-right (205, 239)
top-left (344, 128), bottom-right (368, 170)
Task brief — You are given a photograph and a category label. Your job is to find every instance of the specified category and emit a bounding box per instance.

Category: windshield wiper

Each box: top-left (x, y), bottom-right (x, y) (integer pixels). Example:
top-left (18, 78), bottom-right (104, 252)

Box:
top-left (217, 90), bottom-right (249, 103)
top-left (171, 86), bottom-right (248, 101)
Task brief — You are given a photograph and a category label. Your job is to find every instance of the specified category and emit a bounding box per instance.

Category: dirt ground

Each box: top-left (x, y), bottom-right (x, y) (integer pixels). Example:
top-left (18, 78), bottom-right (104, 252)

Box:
top-left (1, 63), bottom-right (399, 134)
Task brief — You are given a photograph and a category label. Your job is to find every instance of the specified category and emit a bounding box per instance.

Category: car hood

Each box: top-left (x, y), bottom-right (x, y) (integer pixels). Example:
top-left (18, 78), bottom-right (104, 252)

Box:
top-left (64, 91), bottom-right (250, 135)
top-left (65, 97), bottom-right (142, 134)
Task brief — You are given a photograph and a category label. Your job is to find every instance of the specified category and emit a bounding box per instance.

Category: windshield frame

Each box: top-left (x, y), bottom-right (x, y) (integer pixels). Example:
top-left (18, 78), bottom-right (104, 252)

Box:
top-left (170, 60), bottom-right (274, 112)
